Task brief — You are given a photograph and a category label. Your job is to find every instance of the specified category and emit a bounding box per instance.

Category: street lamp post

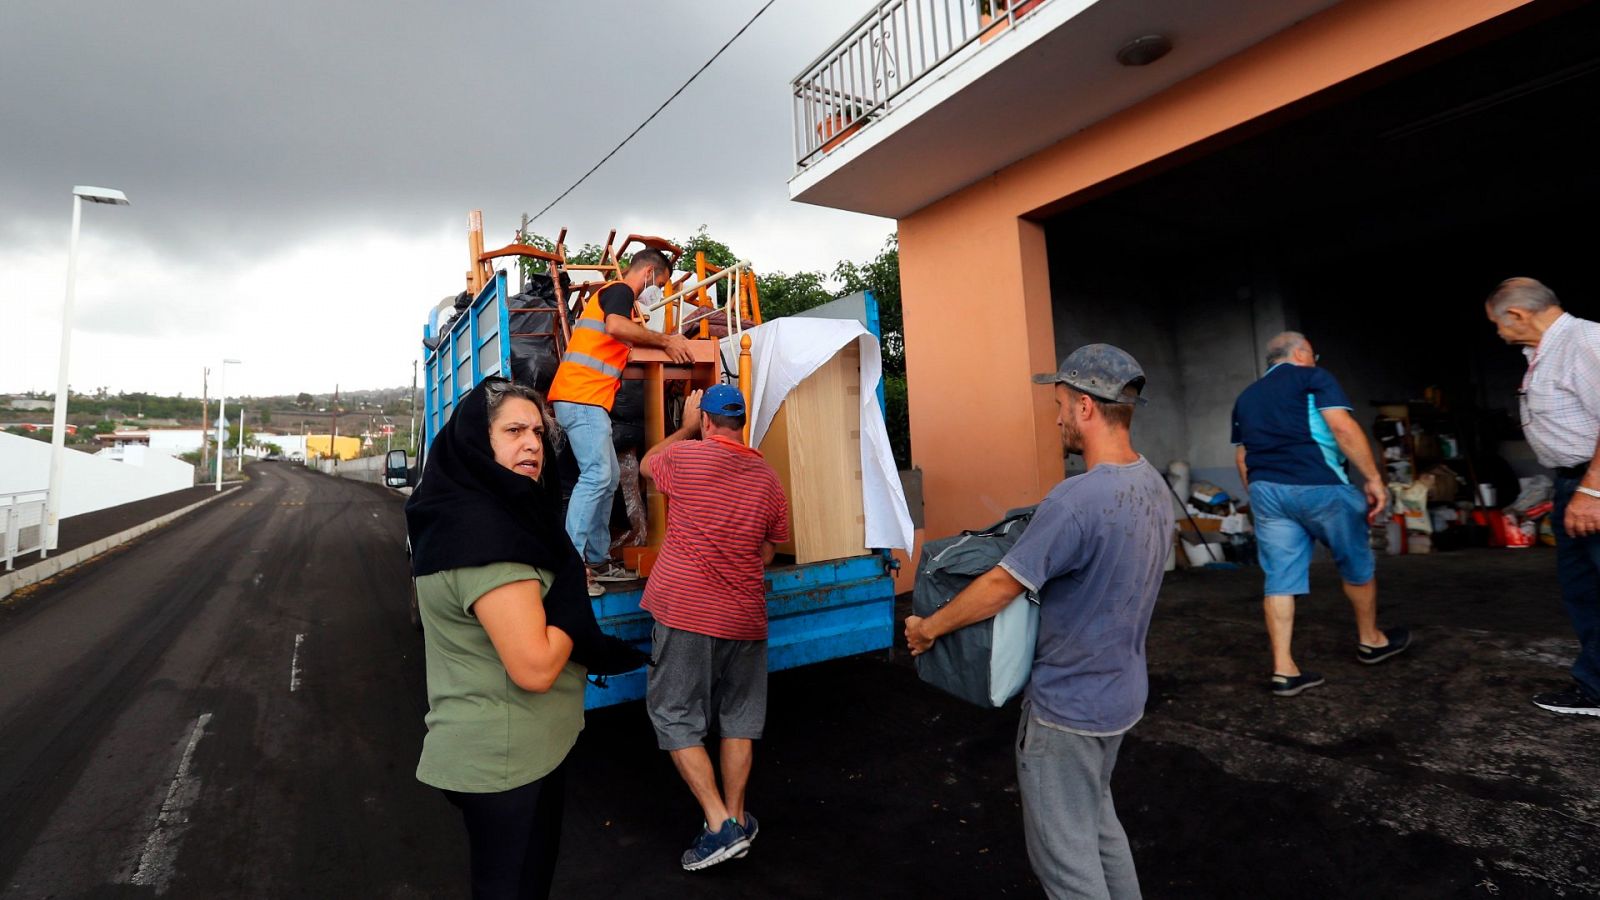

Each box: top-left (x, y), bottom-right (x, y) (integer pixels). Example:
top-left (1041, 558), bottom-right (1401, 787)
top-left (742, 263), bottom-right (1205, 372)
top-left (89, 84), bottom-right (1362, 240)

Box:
top-left (215, 358), bottom-right (241, 491)
top-left (44, 186), bottom-right (129, 552)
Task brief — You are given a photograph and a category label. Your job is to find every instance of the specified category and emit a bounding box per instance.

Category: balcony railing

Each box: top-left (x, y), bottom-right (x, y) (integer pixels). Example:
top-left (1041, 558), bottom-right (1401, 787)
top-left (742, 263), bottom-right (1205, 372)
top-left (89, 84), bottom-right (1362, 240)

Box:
top-left (791, 0), bottom-right (1049, 169)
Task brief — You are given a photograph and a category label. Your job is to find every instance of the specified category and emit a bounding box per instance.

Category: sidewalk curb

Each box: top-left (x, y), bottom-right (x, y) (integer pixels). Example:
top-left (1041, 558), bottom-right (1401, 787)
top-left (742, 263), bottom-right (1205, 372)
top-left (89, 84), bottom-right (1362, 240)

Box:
top-left (1, 487), bottom-right (242, 600)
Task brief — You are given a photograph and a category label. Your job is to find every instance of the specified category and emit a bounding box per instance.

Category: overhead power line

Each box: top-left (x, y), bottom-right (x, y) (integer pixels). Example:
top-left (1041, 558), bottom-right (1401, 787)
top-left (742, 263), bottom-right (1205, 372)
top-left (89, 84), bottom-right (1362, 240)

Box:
top-left (528, 0), bottom-right (780, 224)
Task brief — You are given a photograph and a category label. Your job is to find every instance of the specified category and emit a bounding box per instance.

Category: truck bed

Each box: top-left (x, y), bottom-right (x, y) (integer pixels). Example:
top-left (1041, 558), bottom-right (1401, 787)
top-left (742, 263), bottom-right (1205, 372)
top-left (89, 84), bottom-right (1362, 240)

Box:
top-left (583, 553), bottom-right (896, 709)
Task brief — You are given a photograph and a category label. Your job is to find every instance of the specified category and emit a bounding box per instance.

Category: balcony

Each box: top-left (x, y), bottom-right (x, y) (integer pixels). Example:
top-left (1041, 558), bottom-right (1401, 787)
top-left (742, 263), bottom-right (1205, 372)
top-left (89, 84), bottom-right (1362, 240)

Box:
top-left (788, 0), bottom-right (1342, 218)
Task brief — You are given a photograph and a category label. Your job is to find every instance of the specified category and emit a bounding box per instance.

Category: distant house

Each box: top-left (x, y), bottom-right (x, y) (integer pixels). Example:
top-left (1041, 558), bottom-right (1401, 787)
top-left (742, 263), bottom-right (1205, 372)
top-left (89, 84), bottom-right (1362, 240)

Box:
top-left (5, 396), bottom-right (54, 412)
top-left (94, 428), bottom-right (206, 461)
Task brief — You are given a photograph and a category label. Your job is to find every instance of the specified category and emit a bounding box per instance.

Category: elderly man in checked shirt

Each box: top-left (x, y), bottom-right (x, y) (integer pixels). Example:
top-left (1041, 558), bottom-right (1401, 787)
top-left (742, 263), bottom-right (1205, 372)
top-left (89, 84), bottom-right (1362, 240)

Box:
top-left (1487, 277), bottom-right (1600, 717)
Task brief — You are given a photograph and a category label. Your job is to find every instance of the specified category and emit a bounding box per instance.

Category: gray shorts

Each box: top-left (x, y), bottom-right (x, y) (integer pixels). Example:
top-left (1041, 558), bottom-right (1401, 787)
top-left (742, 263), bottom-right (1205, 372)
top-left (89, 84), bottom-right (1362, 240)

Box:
top-left (646, 622), bottom-right (767, 751)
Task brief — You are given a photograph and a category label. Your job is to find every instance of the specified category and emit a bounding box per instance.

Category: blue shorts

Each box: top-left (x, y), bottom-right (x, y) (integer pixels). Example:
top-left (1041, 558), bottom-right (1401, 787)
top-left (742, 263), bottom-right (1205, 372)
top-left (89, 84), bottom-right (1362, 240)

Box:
top-left (1248, 481), bottom-right (1375, 596)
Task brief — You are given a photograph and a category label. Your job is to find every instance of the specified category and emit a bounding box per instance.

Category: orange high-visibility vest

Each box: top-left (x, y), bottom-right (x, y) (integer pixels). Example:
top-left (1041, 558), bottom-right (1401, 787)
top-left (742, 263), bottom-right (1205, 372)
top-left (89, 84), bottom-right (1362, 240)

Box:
top-left (548, 282), bottom-right (633, 411)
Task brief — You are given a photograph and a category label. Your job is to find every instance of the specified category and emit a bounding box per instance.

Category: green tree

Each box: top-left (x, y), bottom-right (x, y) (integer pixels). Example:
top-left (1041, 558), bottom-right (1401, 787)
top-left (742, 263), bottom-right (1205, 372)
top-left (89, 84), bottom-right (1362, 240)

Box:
top-left (672, 226), bottom-right (740, 304)
top-left (759, 233), bottom-right (910, 469)
top-left (755, 269), bottom-right (833, 320)
top-left (514, 231), bottom-right (561, 276)
top-left (222, 420), bottom-right (257, 452)
top-left (257, 407), bottom-right (272, 425)
top-left (832, 233), bottom-right (903, 376)
top-left (515, 231), bottom-right (603, 283)
top-left (674, 225), bottom-right (738, 272)
top-left (296, 392), bottom-right (314, 409)
top-left (882, 374), bottom-right (910, 470)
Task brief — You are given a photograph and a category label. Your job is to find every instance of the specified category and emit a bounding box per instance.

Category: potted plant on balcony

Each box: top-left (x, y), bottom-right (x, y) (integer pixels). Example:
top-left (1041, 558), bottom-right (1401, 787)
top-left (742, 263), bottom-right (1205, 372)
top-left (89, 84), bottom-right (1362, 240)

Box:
top-left (977, 0), bottom-right (1045, 43)
top-left (817, 102), bottom-right (866, 154)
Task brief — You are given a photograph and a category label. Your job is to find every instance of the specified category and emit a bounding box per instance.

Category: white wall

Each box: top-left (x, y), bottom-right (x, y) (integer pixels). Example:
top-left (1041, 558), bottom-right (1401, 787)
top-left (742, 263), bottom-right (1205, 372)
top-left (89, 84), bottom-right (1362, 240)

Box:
top-left (147, 429), bottom-right (207, 455)
top-left (258, 433), bottom-right (309, 458)
top-left (0, 432), bottom-right (194, 520)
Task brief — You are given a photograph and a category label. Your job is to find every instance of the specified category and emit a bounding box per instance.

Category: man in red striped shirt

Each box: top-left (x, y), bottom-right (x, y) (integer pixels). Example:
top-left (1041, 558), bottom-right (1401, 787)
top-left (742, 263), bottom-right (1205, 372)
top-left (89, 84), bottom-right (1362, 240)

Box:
top-left (640, 384), bottom-right (790, 871)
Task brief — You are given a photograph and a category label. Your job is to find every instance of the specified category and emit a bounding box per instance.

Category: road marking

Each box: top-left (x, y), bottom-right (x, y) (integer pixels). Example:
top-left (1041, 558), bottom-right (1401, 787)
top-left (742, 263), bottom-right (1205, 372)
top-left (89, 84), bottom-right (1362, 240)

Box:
top-left (290, 633), bottom-right (305, 692)
top-left (130, 712), bottom-right (213, 891)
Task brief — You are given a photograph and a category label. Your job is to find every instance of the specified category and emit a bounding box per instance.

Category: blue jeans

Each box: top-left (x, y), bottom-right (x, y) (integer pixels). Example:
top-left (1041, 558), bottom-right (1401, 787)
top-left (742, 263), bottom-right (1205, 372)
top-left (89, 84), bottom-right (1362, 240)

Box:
top-left (1553, 476), bottom-right (1600, 697)
top-left (553, 401), bottom-right (618, 565)
top-left (1249, 481), bottom-right (1375, 597)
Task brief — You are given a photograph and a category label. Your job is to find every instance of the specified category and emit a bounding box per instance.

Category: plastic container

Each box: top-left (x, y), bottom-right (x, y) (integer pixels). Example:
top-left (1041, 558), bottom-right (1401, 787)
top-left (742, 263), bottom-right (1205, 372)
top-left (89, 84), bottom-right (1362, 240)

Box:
top-left (1183, 539), bottom-right (1224, 567)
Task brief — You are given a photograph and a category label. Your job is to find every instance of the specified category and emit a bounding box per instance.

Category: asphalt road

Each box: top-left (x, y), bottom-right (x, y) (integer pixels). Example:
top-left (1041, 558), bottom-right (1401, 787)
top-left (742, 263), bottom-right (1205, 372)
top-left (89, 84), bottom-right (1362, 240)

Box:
top-left (0, 462), bottom-right (443, 899)
top-left (1, 461), bottom-right (1597, 898)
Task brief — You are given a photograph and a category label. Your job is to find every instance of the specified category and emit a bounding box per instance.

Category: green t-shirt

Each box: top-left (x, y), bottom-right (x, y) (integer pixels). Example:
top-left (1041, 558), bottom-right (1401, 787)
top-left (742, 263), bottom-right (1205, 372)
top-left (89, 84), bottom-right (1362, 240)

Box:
top-left (415, 561), bottom-right (586, 793)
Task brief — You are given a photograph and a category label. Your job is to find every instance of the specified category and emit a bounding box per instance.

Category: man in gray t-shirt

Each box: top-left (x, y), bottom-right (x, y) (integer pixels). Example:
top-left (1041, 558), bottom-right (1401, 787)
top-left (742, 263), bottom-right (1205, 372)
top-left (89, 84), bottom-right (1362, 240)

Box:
top-left (906, 344), bottom-right (1172, 899)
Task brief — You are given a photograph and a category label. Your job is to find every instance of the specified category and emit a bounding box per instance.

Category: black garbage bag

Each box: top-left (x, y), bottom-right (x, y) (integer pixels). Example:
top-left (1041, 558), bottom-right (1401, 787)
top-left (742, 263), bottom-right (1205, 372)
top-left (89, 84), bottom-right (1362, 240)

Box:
top-left (508, 273), bottom-right (571, 392)
top-left (611, 380), bottom-right (644, 424)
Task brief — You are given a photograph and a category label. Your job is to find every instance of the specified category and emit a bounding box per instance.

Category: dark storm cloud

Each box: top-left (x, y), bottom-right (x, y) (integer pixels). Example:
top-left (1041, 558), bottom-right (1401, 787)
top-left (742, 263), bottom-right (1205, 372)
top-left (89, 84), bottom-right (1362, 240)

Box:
top-left (0, 0), bottom-right (878, 261)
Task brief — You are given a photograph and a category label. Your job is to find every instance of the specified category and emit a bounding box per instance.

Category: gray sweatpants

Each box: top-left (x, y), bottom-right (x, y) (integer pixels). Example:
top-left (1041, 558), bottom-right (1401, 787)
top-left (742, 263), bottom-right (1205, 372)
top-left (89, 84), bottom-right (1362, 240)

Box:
top-left (1016, 705), bottom-right (1141, 900)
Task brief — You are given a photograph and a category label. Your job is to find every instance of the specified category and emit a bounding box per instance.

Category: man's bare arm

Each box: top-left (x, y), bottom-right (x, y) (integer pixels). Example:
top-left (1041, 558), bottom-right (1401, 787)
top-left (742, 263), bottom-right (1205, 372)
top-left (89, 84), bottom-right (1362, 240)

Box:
top-left (904, 566), bottom-right (1025, 656)
top-left (606, 314), bottom-right (693, 363)
top-left (640, 390), bottom-right (702, 483)
top-left (1320, 407), bottom-right (1386, 522)
top-left (1566, 434), bottom-right (1600, 538)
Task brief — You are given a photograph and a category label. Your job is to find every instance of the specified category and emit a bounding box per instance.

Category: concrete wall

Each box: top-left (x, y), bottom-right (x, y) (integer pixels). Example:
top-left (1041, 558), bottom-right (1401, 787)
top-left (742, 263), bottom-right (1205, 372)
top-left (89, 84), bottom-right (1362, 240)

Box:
top-left (259, 433), bottom-right (309, 459)
top-left (147, 429), bottom-right (207, 455)
top-left (316, 454), bottom-right (388, 486)
top-left (0, 432), bottom-right (194, 521)
top-left (895, 0), bottom-right (1530, 539)
top-left (1043, 233), bottom-right (1286, 498)
top-left (1046, 257), bottom-right (1187, 477)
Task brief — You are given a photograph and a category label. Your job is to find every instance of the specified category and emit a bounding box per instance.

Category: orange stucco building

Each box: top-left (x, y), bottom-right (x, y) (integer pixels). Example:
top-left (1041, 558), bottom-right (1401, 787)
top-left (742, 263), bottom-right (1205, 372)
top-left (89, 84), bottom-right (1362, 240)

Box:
top-left (791, 0), bottom-right (1590, 548)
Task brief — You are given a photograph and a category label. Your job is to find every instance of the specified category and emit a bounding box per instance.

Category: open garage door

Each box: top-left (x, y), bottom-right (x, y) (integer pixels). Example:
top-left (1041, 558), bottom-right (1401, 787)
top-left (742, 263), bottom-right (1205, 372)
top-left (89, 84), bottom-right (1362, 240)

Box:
top-left (1040, 1), bottom-right (1600, 497)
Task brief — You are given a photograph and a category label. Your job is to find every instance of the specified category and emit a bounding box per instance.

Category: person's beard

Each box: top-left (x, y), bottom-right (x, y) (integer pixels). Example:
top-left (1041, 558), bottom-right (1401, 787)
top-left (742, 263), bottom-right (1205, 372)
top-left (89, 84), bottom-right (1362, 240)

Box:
top-left (1059, 417), bottom-right (1084, 456)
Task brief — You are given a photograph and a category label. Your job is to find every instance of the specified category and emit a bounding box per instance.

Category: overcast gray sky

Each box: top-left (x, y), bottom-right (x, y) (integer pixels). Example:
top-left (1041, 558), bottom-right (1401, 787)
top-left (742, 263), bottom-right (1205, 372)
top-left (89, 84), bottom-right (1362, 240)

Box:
top-left (0, 0), bottom-right (890, 398)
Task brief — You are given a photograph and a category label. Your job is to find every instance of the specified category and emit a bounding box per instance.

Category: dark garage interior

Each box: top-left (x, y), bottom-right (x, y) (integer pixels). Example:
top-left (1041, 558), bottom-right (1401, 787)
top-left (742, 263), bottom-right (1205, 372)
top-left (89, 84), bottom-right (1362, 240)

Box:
top-left (1042, 1), bottom-right (1600, 508)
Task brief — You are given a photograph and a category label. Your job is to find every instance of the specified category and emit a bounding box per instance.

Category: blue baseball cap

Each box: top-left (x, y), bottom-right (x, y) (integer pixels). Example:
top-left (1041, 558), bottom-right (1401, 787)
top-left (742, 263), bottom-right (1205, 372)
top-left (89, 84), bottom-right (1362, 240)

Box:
top-left (702, 384), bottom-right (747, 417)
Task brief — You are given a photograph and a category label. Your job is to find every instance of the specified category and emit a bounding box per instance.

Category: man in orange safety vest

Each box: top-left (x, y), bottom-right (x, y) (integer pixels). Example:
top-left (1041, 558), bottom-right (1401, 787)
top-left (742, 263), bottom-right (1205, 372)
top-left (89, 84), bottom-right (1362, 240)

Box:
top-left (549, 248), bottom-right (693, 595)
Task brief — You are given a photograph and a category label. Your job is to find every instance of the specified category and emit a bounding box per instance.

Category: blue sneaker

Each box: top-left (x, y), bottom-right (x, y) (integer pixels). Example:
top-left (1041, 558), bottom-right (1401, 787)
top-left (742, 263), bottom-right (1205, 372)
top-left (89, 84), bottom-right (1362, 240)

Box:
top-left (681, 818), bottom-right (749, 871)
top-left (734, 812), bottom-right (758, 858)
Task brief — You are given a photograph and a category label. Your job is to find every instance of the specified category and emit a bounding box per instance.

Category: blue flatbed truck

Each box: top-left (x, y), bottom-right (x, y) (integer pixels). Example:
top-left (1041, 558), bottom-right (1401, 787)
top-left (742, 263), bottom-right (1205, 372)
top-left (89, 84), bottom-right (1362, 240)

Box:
top-left (416, 269), bottom-right (898, 709)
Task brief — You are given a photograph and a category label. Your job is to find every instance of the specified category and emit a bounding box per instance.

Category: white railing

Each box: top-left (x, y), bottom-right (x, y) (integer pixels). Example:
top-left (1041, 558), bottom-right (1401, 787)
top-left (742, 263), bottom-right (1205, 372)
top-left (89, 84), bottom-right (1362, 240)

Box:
top-left (791, 0), bottom-right (1048, 168)
top-left (1, 489), bottom-right (48, 571)
top-left (646, 260), bottom-right (759, 342)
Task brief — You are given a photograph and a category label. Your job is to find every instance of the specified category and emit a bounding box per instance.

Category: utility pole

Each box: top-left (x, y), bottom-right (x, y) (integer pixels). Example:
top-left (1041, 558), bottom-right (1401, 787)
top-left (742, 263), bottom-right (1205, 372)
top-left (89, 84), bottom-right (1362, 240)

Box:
top-left (331, 383), bottom-right (339, 469)
top-left (409, 359), bottom-right (418, 456)
top-left (236, 408), bottom-right (246, 473)
top-left (199, 366), bottom-right (210, 475)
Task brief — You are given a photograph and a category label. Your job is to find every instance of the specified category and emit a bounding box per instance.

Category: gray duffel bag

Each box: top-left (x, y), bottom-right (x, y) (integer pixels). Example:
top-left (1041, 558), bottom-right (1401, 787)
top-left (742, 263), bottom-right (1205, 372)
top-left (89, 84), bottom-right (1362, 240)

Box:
top-left (912, 506), bottom-right (1039, 708)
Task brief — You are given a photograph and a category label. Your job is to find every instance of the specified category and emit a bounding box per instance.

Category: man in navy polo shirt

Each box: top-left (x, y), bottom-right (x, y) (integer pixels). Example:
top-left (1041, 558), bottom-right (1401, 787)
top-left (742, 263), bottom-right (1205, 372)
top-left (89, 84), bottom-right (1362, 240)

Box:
top-left (1232, 331), bottom-right (1410, 697)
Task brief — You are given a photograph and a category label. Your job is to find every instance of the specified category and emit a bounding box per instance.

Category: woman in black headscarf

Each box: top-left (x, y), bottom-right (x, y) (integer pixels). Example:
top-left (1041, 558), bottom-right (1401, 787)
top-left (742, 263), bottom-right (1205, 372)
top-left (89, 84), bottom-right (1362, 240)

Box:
top-left (405, 377), bottom-right (646, 900)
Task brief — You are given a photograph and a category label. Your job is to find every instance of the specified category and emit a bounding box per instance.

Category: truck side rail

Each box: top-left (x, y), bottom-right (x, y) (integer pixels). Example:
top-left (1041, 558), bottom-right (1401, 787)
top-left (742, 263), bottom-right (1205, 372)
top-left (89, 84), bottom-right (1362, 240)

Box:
top-left (421, 271), bottom-right (511, 455)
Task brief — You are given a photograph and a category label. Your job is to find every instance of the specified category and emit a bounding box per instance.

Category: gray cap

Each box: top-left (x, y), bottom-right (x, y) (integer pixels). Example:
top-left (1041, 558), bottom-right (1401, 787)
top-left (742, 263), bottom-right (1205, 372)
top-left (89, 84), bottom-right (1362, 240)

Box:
top-left (1031, 343), bottom-right (1147, 405)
